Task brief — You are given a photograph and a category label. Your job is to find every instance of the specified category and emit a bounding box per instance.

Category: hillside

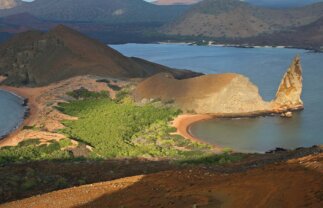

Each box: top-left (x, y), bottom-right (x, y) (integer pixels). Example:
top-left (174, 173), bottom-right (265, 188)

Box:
top-left (0, 25), bottom-right (199, 86)
top-left (247, 0), bottom-right (323, 8)
top-left (153, 0), bottom-right (323, 7)
top-left (163, 0), bottom-right (323, 39)
top-left (0, 0), bottom-right (188, 24)
top-left (1, 150), bottom-right (322, 207)
top-left (0, 0), bottom-right (188, 44)
top-left (0, 13), bottom-right (163, 44)
top-left (228, 17), bottom-right (323, 50)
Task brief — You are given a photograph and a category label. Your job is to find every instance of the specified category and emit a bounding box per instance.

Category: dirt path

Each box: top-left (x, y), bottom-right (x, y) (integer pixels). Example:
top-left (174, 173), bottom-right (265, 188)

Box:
top-left (2, 153), bottom-right (322, 208)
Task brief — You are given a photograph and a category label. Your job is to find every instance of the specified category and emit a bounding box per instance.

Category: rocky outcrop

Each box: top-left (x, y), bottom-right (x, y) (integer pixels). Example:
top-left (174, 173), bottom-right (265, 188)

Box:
top-left (134, 57), bottom-right (304, 115)
top-left (0, 0), bottom-right (17, 9)
top-left (134, 73), bottom-right (271, 114)
top-left (273, 56), bottom-right (303, 110)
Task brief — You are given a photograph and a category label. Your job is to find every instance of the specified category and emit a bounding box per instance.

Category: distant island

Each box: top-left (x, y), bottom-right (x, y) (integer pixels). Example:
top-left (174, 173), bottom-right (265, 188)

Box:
top-left (0, 0), bottom-right (322, 51)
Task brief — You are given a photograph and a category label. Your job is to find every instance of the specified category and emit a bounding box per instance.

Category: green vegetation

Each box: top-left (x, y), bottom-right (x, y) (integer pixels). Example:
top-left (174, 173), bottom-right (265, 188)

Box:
top-left (67, 87), bottom-right (110, 100)
top-left (0, 89), bottom-right (241, 166)
top-left (0, 139), bottom-right (73, 166)
top-left (56, 90), bottom-right (215, 159)
top-left (115, 89), bottom-right (131, 102)
top-left (180, 153), bottom-right (242, 165)
top-left (61, 99), bottom-right (186, 158)
top-left (107, 83), bottom-right (122, 91)
top-left (96, 79), bottom-right (110, 84)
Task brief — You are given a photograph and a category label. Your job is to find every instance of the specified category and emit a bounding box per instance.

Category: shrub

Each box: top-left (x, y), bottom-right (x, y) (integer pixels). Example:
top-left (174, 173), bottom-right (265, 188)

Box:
top-left (58, 139), bottom-right (72, 148)
top-left (96, 79), bottom-right (110, 84)
top-left (0, 139), bottom-right (73, 166)
top-left (67, 87), bottom-right (110, 100)
top-left (107, 83), bottom-right (122, 91)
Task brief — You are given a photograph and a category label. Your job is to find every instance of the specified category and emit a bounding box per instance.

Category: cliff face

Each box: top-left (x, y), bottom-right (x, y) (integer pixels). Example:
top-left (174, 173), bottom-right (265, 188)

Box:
top-left (134, 73), bottom-right (271, 114)
top-left (0, 0), bottom-right (17, 9)
top-left (273, 56), bottom-right (303, 110)
top-left (134, 57), bottom-right (304, 115)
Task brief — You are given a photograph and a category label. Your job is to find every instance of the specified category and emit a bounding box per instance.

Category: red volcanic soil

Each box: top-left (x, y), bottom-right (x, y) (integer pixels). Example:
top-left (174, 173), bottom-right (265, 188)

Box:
top-left (1, 151), bottom-right (322, 208)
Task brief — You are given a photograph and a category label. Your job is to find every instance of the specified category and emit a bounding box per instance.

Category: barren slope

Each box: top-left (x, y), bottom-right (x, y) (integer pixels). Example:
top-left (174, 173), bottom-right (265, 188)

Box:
top-left (0, 0), bottom-right (187, 24)
top-left (0, 25), bottom-right (199, 86)
top-left (163, 0), bottom-right (323, 38)
top-left (2, 152), bottom-right (322, 208)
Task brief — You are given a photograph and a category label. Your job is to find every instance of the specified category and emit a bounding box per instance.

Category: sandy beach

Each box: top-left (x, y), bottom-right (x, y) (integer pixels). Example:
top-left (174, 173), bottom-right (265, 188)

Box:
top-left (172, 114), bottom-right (223, 152)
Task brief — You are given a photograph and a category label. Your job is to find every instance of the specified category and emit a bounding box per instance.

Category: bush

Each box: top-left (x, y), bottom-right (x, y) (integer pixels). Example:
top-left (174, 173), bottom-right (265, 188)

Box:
top-left (58, 139), bottom-right (72, 148)
top-left (67, 87), bottom-right (110, 100)
top-left (96, 79), bottom-right (110, 84)
top-left (107, 83), bottom-right (122, 91)
top-left (0, 139), bottom-right (73, 166)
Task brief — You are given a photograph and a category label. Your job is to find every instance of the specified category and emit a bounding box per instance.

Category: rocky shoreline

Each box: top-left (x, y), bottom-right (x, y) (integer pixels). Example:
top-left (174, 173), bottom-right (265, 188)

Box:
top-left (158, 41), bottom-right (323, 53)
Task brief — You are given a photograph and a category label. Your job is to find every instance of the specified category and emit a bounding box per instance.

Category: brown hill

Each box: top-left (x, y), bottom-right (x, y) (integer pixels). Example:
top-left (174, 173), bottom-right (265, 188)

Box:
top-left (0, 0), bottom-right (187, 24)
top-left (163, 0), bottom-right (323, 39)
top-left (241, 16), bottom-right (323, 50)
top-left (0, 25), bottom-right (199, 86)
top-left (134, 57), bottom-right (303, 114)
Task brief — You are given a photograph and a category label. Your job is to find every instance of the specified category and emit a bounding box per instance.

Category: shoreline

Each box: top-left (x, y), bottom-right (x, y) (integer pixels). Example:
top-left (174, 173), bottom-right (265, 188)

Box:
top-left (0, 86), bottom-right (40, 147)
top-left (0, 75), bottom-right (121, 148)
top-left (0, 89), bottom-right (29, 140)
top-left (172, 107), bottom-right (305, 153)
top-left (156, 41), bottom-right (322, 52)
top-left (172, 114), bottom-right (222, 152)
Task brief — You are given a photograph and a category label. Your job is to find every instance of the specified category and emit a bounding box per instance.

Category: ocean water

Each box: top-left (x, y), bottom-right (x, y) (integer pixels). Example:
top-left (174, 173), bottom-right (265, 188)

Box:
top-left (0, 90), bottom-right (26, 138)
top-left (112, 43), bottom-right (323, 152)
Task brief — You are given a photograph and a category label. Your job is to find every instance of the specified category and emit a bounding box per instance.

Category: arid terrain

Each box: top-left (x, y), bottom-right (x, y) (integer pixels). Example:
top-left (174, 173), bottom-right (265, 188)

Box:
top-left (1, 149), bottom-right (322, 208)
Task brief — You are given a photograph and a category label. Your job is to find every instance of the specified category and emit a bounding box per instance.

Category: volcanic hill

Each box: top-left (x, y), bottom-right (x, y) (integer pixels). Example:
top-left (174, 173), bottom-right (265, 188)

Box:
top-left (163, 0), bottom-right (323, 39)
top-left (0, 0), bottom-right (188, 24)
top-left (0, 25), bottom-right (199, 86)
top-left (134, 57), bottom-right (303, 114)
